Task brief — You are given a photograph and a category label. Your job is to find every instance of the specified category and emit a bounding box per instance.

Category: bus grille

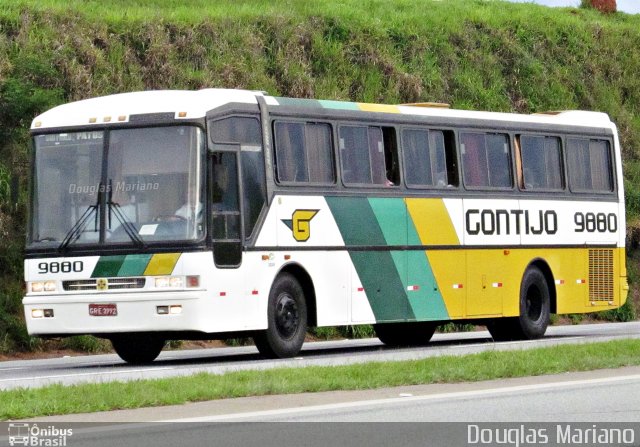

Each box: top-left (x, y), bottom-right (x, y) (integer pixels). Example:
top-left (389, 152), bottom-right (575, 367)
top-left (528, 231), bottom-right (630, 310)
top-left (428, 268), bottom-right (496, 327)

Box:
top-left (62, 277), bottom-right (146, 291)
top-left (588, 249), bottom-right (614, 302)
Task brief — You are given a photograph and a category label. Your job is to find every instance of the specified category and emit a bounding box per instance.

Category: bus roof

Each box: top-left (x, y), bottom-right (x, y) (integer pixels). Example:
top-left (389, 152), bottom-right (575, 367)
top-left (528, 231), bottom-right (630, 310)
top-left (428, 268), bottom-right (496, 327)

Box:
top-left (31, 88), bottom-right (615, 131)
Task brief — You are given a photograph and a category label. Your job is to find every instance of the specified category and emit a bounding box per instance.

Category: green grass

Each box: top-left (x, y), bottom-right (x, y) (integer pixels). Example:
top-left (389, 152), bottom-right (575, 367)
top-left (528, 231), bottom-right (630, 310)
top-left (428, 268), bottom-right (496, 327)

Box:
top-left (1, 339), bottom-right (640, 420)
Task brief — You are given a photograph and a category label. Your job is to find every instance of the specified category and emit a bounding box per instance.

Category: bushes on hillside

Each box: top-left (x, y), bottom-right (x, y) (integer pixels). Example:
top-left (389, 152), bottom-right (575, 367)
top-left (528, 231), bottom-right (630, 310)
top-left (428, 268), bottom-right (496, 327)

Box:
top-left (580, 0), bottom-right (617, 13)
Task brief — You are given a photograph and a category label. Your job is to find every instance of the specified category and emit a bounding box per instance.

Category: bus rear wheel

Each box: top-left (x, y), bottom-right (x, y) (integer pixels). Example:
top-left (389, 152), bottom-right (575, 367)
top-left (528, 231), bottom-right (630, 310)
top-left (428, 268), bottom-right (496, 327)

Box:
top-left (110, 333), bottom-right (165, 364)
top-left (488, 266), bottom-right (550, 341)
top-left (374, 322), bottom-right (437, 347)
top-left (253, 273), bottom-right (308, 359)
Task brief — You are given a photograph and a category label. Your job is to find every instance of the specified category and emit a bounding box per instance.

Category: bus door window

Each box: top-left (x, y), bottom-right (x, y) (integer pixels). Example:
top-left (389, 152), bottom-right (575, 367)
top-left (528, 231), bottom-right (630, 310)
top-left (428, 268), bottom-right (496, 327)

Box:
top-left (209, 115), bottom-right (266, 241)
top-left (211, 152), bottom-right (241, 267)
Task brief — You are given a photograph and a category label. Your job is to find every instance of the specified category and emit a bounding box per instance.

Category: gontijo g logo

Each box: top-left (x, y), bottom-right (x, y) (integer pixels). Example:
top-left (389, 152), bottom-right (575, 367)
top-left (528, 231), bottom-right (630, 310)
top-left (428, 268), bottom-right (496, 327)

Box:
top-left (281, 210), bottom-right (319, 242)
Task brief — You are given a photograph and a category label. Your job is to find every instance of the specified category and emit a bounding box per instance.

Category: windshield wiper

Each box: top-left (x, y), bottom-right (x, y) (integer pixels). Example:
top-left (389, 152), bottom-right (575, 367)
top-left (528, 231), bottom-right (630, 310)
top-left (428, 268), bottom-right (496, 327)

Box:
top-left (107, 179), bottom-right (145, 247)
top-left (108, 200), bottom-right (145, 248)
top-left (58, 192), bottom-right (101, 252)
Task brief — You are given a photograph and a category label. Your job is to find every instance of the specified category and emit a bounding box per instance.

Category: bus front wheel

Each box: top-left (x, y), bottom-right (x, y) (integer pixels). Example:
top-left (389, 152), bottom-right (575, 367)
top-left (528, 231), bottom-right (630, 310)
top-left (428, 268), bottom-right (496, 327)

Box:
top-left (488, 266), bottom-right (550, 341)
top-left (253, 273), bottom-right (308, 359)
top-left (110, 333), bottom-right (165, 364)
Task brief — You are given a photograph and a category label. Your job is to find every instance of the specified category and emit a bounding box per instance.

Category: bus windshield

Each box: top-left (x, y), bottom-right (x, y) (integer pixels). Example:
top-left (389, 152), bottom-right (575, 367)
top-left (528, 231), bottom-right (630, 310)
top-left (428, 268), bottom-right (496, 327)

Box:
top-left (28, 126), bottom-right (204, 250)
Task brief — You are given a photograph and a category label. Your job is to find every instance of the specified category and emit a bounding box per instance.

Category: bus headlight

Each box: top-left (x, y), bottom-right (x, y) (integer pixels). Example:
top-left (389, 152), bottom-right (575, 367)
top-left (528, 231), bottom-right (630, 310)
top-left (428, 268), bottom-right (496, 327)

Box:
top-left (30, 281), bottom-right (57, 293)
top-left (154, 276), bottom-right (183, 288)
top-left (153, 276), bottom-right (199, 289)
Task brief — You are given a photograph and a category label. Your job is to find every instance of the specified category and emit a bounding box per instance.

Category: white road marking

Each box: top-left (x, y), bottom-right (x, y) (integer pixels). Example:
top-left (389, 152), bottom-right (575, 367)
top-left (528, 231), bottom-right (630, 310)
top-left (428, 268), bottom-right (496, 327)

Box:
top-left (0, 367), bottom-right (175, 383)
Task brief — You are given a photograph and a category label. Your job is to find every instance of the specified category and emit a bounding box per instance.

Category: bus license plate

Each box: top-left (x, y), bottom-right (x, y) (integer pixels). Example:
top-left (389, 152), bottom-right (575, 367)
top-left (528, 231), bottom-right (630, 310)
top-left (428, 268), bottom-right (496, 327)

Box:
top-left (89, 304), bottom-right (117, 317)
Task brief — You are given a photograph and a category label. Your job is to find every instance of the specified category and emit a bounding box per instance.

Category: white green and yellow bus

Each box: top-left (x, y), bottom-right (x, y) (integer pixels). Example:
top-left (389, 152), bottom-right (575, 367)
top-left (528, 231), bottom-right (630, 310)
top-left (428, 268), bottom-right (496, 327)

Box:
top-left (24, 89), bottom-right (627, 363)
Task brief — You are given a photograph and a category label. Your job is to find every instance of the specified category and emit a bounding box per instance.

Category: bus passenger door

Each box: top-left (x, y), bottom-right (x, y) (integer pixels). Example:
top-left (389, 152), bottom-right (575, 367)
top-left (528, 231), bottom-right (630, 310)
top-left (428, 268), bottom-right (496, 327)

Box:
top-left (210, 151), bottom-right (242, 267)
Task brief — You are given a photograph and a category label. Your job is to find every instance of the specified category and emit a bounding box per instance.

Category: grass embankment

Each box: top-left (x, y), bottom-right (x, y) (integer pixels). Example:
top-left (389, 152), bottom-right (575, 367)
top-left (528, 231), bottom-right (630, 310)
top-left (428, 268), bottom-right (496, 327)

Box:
top-left (1, 339), bottom-right (640, 420)
top-left (1, 0), bottom-right (640, 353)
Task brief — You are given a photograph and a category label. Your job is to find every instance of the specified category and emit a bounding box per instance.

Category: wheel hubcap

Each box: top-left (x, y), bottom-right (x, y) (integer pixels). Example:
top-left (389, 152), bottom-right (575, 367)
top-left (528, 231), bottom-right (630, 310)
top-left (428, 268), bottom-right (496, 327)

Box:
top-left (275, 293), bottom-right (299, 339)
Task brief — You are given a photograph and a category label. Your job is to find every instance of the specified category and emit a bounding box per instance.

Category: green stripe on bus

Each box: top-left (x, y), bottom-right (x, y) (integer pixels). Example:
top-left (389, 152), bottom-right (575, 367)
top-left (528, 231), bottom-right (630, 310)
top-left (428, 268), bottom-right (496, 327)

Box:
top-left (406, 215), bottom-right (450, 321)
top-left (368, 198), bottom-right (406, 245)
top-left (326, 197), bottom-right (414, 322)
top-left (117, 254), bottom-right (152, 276)
top-left (318, 100), bottom-right (360, 110)
top-left (368, 198), bottom-right (449, 321)
top-left (91, 255), bottom-right (127, 278)
top-left (273, 97), bottom-right (323, 108)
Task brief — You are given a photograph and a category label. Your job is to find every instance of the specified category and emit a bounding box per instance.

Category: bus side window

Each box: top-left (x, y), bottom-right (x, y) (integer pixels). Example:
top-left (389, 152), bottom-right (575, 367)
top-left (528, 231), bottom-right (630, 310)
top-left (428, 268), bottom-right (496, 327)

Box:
top-left (340, 126), bottom-right (371, 184)
top-left (306, 123), bottom-right (335, 184)
top-left (274, 122), bottom-right (307, 182)
top-left (567, 138), bottom-right (613, 193)
top-left (486, 133), bottom-right (512, 188)
top-left (381, 127), bottom-right (399, 186)
top-left (368, 127), bottom-right (386, 184)
top-left (274, 121), bottom-right (335, 184)
top-left (518, 135), bottom-right (563, 191)
top-left (339, 125), bottom-right (398, 186)
top-left (461, 132), bottom-right (511, 189)
top-left (461, 132), bottom-right (488, 187)
top-left (403, 128), bottom-right (457, 188)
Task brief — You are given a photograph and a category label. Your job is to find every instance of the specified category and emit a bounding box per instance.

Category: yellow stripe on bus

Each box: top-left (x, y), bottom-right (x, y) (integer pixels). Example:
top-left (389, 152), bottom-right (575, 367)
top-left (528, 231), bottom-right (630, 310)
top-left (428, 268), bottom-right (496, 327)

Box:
top-left (143, 253), bottom-right (181, 275)
top-left (406, 198), bottom-right (460, 246)
top-left (357, 103), bottom-right (400, 114)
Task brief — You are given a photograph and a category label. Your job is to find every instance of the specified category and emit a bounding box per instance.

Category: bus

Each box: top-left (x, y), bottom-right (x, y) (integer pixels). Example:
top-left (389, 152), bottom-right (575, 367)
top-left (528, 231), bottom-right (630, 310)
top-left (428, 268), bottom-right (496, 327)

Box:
top-left (24, 88), bottom-right (628, 363)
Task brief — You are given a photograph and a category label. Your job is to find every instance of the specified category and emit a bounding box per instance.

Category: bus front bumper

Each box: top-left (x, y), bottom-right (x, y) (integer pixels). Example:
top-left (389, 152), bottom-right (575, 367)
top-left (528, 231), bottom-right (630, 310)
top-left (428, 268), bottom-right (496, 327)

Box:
top-left (22, 291), bottom-right (206, 336)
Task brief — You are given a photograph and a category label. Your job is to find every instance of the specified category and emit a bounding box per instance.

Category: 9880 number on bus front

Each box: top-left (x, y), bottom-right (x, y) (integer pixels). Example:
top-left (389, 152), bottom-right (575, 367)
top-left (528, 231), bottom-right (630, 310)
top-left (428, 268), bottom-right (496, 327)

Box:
top-left (37, 261), bottom-right (84, 274)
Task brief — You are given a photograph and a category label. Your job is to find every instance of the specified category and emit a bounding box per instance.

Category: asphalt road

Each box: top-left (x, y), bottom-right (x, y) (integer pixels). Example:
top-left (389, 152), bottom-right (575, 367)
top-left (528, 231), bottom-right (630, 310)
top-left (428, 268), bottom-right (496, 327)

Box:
top-left (1, 321), bottom-right (639, 391)
top-left (4, 367), bottom-right (639, 446)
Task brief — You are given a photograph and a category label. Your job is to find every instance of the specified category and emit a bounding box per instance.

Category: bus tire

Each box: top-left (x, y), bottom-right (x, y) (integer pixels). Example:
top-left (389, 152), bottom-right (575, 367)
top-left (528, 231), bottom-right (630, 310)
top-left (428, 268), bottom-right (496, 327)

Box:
top-left (111, 333), bottom-right (165, 364)
top-left (488, 266), bottom-right (550, 341)
top-left (253, 273), bottom-right (307, 359)
top-left (374, 322), bottom-right (437, 347)
top-left (517, 266), bottom-right (551, 339)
